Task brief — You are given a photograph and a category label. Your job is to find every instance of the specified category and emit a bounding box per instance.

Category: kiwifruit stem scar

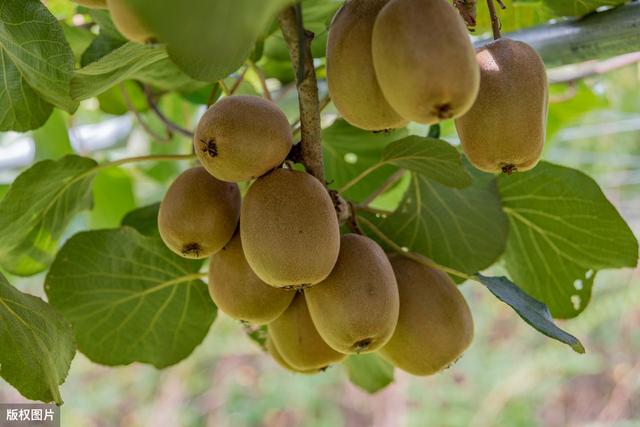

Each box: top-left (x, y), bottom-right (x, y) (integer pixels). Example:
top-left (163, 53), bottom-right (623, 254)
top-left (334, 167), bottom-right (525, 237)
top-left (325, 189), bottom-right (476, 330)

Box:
top-left (501, 164), bottom-right (517, 175)
top-left (182, 243), bottom-right (202, 258)
top-left (434, 103), bottom-right (453, 119)
top-left (354, 338), bottom-right (373, 353)
top-left (200, 139), bottom-right (218, 158)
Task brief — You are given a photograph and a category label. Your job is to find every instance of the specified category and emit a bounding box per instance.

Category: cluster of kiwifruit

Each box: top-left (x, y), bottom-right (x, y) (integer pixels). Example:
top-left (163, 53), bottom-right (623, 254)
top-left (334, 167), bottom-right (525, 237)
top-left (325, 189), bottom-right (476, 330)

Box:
top-left (156, 94), bottom-right (473, 376)
top-left (327, 0), bottom-right (548, 174)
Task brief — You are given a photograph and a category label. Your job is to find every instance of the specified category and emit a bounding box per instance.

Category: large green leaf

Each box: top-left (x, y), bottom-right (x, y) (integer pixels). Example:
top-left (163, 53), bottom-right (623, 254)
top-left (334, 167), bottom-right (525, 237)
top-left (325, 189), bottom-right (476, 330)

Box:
top-left (0, 156), bottom-right (97, 276)
top-left (0, 273), bottom-right (76, 404)
top-left (323, 119), bottom-right (409, 202)
top-left (362, 164), bottom-right (508, 277)
top-left (46, 227), bottom-right (215, 368)
top-left (0, 0), bottom-right (78, 130)
top-left (121, 0), bottom-right (295, 81)
top-left (499, 162), bottom-right (639, 318)
top-left (121, 203), bottom-right (160, 237)
top-left (343, 354), bottom-right (394, 394)
top-left (32, 109), bottom-right (73, 161)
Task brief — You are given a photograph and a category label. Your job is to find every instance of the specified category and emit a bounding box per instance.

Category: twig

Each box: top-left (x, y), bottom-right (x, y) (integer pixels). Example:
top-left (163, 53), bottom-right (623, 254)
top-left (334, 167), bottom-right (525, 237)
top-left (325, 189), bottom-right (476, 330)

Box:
top-left (119, 84), bottom-right (171, 142)
top-left (360, 170), bottom-right (406, 207)
top-left (548, 52), bottom-right (640, 84)
top-left (487, 0), bottom-right (502, 40)
top-left (453, 0), bottom-right (478, 30)
top-left (229, 66), bottom-right (249, 96)
top-left (278, 5), bottom-right (325, 183)
top-left (143, 86), bottom-right (194, 138)
top-left (248, 61), bottom-right (272, 100)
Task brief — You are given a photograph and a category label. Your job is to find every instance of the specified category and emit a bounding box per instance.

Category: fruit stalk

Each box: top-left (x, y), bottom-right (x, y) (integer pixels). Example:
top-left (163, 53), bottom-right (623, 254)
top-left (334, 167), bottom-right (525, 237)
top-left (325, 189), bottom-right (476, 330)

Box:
top-left (278, 5), bottom-right (325, 183)
top-left (486, 0), bottom-right (502, 40)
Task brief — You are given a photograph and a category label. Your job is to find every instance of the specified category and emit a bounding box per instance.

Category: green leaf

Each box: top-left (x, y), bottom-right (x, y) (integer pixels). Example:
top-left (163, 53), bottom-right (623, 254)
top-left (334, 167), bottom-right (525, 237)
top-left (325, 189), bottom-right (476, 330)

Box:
top-left (96, 80), bottom-right (148, 116)
top-left (542, 0), bottom-right (626, 17)
top-left (71, 43), bottom-right (169, 100)
top-left (45, 227), bottom-right (215, 368)
top-left (323, 119), bottom-right (409, 202)
top-left (476, 274), bottom-right (585, 353)
top-left (343, 354), bottom-right (394, 394)
top-left (362, 164), bottom-right (508, 277)
top-left (121, 203), bottom-right (160, 237)
top-left (32, 109), bottom-right (73, 161)
top-left (90, 168), bottom-right (136, 229)
top-left (0, 0), bottom-right (78, 131)
top-left (0, 272), bottom-right (76, 404)
top-left (122, 0), bottom-right (295, 81)
top-left (0, 156), bottom-right (97, 276)
top-left (380, 136), bottom-right (472, 188)
top-left (499, 162), bottom-right (639, 318)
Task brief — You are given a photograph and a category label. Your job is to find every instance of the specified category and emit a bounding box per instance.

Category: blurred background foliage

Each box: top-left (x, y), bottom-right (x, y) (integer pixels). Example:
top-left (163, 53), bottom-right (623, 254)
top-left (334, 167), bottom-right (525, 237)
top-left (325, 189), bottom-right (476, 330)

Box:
top-left (0, 0), bottom-right (639, 426)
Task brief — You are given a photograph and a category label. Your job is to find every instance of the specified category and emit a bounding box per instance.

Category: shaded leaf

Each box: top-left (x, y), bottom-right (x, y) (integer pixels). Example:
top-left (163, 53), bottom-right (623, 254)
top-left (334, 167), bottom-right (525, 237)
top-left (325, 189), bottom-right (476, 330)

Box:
top-left (90, 168), bottom-right (136, 228)
top-left (476, 274), bottom-right (585, 353)
top-left (121, 203), bottom-right (160, 237)
top-left (343, 354), bottom-right (394, 394)
top-left (499, 162), bottom-right (638, 318)
top-left (46, 227), bottom-right (214, 368)
top-left (0, 273), bottom-right (76, 404)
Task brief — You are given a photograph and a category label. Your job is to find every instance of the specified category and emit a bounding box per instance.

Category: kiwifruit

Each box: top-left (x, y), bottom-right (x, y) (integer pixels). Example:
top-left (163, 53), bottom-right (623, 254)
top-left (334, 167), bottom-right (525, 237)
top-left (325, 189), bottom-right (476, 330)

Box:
top-left (265, 334), bottom-right (323, 375)
top-left (240, 168), bottom-right (340, 288)
top-left (371, 0), bottom-right (479, 124)
top-left (326, 0), bottom-right (407, 131)
top-left (269, 293), bottom-right (346, 370)
top-left (305, 234), bottom-right (399, 354)
top-left (379, 256), bottom-right (474, 376)
top-left (73, 0), bottom-right (108, 9)
top-left (208, 232), bottom-right (294, 325)
top-left (106, 0), bottom-right (156, 43)
top-left (158, 167), bottom-right (240, 259)
top-left (455, 39), bottom-right (548, 174)
top-left (194, 96), bottom-right (293, 182)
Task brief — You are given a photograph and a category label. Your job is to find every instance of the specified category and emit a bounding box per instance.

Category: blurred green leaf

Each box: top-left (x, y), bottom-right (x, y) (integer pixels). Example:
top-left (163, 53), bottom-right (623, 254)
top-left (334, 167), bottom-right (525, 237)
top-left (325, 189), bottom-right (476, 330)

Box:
top-left (0, 0), bottom-right (78, 131)
top-left (60, 22), bottom-right (95, 64)
top-left (90, 168), bottom-right (136, 228)
top-left (0, 156), bottom-right (96, 276)
top-left (362, 163), bottom-right (508, 278)
top-left (121, 203), bottom-right (160, 237)
top-left (124, 0), bottom-right (295, 81)
top-left (46, 227), bottom-right (214, 368)
top-left (0, 272), bottom-right (76, 404)
top-left (476, 274), bottom-right (585, 353)
top-left (81, 33), bottom-right (127, 67)
top-left (499, 162), bottom-right (639, 318)
top-left (97, 81), bottom-right (148, 115)
top-left (542, 0), bottom-right (626, 17)
top-left (344, 354), bottom-right (394, 394)
top-left (32, 109), bottom-right (73, 161)
top-left (323, 119), bottom-right (409, 202)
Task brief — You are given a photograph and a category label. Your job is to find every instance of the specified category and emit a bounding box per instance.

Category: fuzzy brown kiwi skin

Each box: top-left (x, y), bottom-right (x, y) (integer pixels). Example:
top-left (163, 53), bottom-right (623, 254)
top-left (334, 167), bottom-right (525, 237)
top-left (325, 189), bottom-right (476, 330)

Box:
top-left (455, 39), bottom-right (548, 174)
top-left (371, 0), bottom-right (480, 125)
top-left (327, 0), bottom-right (407, 131)
top-left (268, 293), bottom-right (346, 371)
top-left (208, 233), bottom-right (295, 325)
top-left (305, 234), bottom-right (400, 354)
top-left (378, 255), bottom-right (474, 376)
top-left (158, 167), bottom-right (240, 260)
top-left (240, 168), bottom-right (340, 288)
top-left (194, 96), bottom-right (293, 183)
top-left (265, 334), bottom-right (324, 375)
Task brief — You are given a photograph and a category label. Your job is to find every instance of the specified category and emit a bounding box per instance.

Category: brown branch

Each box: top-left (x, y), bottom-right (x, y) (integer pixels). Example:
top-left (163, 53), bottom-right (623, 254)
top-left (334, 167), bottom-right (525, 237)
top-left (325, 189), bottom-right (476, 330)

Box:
top-left (548, 52), bottom-right (640, 84)
top-left (278, 5), bottom-right (325, 183)
top-left (119, 84), bottom-right (171, 142)
top-left (486, 0), bottom-right (502, 40)
top-left (143, 86), bottom-right (194, 138)
top-left (453, 0), bottom-right (477, 30)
